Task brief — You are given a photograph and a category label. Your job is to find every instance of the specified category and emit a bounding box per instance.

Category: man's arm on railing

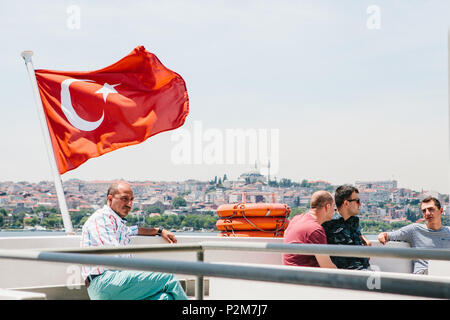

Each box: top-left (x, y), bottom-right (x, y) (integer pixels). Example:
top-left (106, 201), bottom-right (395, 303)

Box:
top-left (315, 254), bottom-right (337, 269)
top-left (138, 227), bottom-right (177, 244)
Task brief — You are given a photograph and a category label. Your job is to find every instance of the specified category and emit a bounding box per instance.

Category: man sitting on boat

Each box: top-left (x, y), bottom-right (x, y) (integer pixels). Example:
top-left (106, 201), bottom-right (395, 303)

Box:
top-left (283, 190), bottom-right (337, 268)
top-left (80, 181), bottom-right (188, 300)
top-left (378, 196), bottom-right (450, 275)
top-left (322, 185), bottom-right (371, 270)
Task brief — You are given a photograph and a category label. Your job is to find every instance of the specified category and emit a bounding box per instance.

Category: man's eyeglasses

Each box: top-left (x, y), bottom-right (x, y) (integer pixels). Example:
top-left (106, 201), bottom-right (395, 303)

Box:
top-left (347, 198), bottom-right (360, 204)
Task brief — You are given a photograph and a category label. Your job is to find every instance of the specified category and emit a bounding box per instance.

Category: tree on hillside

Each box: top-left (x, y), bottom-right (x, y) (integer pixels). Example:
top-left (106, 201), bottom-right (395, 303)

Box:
top-left (172, 197), bottom-right (187, 208)
top-left (289, 207), bottom-right (307, 219)
top-left (406, 208), bottom-right (419, 222)
top-left (144, 205), bottom-right (162, 214)
top-left (268, 179), bottom-right (278, 187)
top-left (300, 179), bottom-right (310, 187)
top-left (279, 178), bottom-right (292, 188)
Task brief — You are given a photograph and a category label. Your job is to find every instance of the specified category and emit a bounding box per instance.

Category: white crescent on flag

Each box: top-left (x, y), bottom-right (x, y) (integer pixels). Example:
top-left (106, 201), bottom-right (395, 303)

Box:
top-left (60, 78), bottom-right (104, 131)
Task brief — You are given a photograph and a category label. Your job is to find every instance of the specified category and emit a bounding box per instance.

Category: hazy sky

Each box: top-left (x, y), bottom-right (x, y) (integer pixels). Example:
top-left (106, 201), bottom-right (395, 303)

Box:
top-left (0, 1), bottom-right (448, 193)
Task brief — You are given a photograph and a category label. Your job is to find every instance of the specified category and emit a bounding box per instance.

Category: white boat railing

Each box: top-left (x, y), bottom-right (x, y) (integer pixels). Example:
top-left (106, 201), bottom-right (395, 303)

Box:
top-left (1, 242), bottom-right (449, 300)
top-left (39, 241), bottom-right (450, 261)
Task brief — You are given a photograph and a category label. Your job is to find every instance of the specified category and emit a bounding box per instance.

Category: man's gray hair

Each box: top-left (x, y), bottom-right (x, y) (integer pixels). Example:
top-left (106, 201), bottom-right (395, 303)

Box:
top-left (107, 183), bottom-right (120, 197)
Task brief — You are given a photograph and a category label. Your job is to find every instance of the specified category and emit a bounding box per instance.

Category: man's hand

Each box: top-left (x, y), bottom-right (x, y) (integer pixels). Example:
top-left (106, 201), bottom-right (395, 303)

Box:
top-left (361, 235), bottom-right (372, 246)
top-left (161, 229), bottom-right (177, 244)
top-left (377, 232), bottom-right (389, 245)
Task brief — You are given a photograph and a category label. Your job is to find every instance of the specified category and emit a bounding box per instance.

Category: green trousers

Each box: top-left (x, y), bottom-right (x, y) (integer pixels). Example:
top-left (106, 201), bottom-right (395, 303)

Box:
top-left (87, 270), bottom-right (188, 300)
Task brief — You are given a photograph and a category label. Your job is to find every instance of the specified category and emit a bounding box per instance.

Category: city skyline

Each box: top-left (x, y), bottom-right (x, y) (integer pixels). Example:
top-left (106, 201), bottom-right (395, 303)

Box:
top-left (2, 176), bottom-right (447, 226)
top-left (0, 174), bottom-right (444, 197)
top-left (3, 175), bottom-right (446, 234)
top-left (1, 1), bottom-right (448, 194)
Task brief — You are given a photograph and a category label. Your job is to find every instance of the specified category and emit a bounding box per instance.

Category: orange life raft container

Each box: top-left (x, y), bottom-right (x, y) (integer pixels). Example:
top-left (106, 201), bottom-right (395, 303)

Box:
top-left (216, 217), bottom-right (289, 231)
top-left (216, 202), bottom-right (290, 237)
top-left (216, 203), bottom-right (290, 218)
top-left (218, 230), bottom-right (285, 238)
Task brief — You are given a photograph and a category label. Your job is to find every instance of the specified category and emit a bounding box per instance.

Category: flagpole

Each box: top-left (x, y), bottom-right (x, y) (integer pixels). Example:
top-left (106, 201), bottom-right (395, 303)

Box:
top-left (21, 51), bottom-right (74, 235)
top-left (448, 28), bottom-right (450, 216)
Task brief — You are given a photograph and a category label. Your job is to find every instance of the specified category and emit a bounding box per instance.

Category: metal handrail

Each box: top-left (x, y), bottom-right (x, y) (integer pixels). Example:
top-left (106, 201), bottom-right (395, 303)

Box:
top-left (202, 241), bottom-right (450, 261)
top-left (39, 243), bottom-right (203, 254)
top-left (0, 248), bottom-right (449, 299)
top-left (35, 241), bottom-right (450, 261)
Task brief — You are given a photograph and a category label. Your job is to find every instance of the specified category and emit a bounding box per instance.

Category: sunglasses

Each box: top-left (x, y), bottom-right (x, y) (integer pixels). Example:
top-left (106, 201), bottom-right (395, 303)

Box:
top-left (347, 198), bottom-right (361, 204)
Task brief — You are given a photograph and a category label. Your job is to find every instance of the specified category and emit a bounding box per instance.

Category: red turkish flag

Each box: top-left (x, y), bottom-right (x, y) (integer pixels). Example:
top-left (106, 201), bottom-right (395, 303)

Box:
top-left (35, 46), bottom-right (189, 174)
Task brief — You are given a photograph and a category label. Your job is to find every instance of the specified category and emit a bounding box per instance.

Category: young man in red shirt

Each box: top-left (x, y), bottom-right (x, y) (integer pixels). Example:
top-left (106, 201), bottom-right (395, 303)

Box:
top-left (283, 190), bottom-right (337, 268)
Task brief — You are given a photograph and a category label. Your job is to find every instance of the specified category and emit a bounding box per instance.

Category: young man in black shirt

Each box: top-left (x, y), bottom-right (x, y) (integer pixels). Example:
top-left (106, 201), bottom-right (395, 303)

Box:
top-left (322, 185), bottom-right (371, 270)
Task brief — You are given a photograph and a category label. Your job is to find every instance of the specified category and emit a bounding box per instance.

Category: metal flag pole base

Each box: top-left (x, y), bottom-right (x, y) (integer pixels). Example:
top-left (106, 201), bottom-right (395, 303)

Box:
top-left (21, 50), bottom-right (74, 235)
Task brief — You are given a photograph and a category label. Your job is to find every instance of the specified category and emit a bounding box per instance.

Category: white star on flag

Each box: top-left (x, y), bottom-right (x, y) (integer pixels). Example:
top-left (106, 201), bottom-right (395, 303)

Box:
top-left (95, 83), bottom-right (120, 102)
